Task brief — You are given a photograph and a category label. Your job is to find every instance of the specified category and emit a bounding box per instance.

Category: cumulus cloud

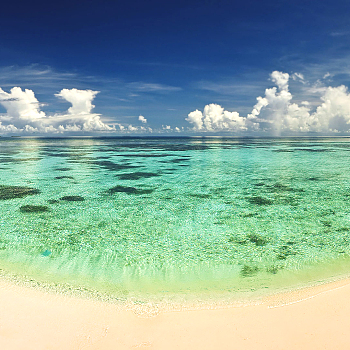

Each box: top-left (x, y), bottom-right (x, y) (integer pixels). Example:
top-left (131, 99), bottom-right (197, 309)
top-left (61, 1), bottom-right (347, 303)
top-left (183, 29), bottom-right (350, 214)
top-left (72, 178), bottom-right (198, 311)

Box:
top-left (0, 122), bottom-right (18, 133)
top-left (0, 87), bottom-right (114, 134)
top-left (186, 103), bottom-right (257, 132)
top-left (311, 85), bottom-right (350, 132)
top-left (271, 71), bottom-right (289, 91)
top-left (55, 88), bottom-right (98, 115)
top-left (138, 115), bottom-right (147, 123)
top-left (186, 70), bottom-right (350, 134)
top-left (0, 87), bottom-right (45, 124)
top-left (186, 109), bottom-right (204, 130)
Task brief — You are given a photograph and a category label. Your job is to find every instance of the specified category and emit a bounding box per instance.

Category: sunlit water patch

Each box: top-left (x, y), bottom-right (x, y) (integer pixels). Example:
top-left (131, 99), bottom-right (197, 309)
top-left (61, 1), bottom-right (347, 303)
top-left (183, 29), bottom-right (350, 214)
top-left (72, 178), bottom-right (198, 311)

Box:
top-left (1, 137), bottom-right (350, 303)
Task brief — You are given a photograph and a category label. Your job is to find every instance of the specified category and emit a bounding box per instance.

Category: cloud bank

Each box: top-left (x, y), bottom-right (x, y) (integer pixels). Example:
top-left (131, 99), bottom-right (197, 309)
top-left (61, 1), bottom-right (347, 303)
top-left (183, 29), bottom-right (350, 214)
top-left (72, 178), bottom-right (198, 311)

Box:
top-left (0, 87), bottom-right (115, 134)
top-left (187, 71), bottom-right (350, 134)
top-left (2, 70), bottom-right (350, 135)
top-left (0, 85), bottom-right (155, 134)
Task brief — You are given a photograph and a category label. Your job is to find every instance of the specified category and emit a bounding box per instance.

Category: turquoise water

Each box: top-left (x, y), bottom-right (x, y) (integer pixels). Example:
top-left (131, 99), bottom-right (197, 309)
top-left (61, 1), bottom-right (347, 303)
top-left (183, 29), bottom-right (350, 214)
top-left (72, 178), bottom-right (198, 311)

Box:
top-left (1, 137), bottom-right (350, 301)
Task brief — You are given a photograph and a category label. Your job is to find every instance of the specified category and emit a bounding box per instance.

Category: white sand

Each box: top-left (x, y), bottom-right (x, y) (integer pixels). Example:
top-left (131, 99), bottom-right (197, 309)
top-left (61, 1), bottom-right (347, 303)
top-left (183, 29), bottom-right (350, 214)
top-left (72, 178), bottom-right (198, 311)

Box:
top-left (1, 278), bottom-right (350, 349)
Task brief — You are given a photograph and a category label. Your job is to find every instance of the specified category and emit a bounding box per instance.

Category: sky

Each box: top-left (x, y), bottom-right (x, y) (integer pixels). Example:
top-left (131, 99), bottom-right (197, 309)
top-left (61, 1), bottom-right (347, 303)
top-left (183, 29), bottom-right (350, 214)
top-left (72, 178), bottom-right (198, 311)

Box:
top-left (1, 0), bottom-right (350, 135)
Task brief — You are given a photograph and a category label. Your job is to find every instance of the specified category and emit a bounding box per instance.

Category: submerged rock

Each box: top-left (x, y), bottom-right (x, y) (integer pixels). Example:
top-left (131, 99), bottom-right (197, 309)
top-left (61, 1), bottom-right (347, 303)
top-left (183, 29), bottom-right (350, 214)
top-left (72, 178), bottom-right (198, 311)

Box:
top-left (60, 196), bottom-right (85, 201)
top-left (20, 205), bottom-right (49, 213)
top-left (0, 185), bottom-right (40, 200)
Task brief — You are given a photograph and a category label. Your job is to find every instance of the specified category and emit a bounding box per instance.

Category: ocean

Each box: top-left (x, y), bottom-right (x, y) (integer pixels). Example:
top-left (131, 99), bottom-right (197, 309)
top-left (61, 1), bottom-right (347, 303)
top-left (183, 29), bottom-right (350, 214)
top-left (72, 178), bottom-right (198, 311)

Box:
top-left (1, 137), bottom-right (350, 303)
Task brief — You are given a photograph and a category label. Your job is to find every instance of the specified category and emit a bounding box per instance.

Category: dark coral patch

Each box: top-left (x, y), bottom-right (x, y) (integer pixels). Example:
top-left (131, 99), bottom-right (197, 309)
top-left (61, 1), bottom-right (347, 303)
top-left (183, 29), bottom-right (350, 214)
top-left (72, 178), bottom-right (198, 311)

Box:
top-left (240, 265), bottom-right (259, 277)
top-left (294, 148), bottom-right (329, 152)
top-left (270, 183), bottom-right (305, 193)
top-left (189, 193), bottom-right (211, 199)
top-left (247, 196), bottom-right (274, 205)
top-left (120, 153), bottom-right (173, 158)
top-left (272, 149), bottom-right (294, 153)
top-left (117, 172), bottom-right (160, 180)
top-left (20, 205), bottom-right (49, 213)
top-left (248, 233), bottom-right (269, 246)
top-left (91, 160), bottom-right (140, 172)
top-left (276, 245), bottom-right (296, 260)
top-left (0, 157), bottom-right (41, 163)
top-left (240, 212), bottom-right (258, 218)
top-left (0, 185), bottom-right (40, 200)
top-left (46, 153), bottom-right (72, 158)
top-left (108, 186), bottom-right (154, 195)
top-left (266, 265), bottom-right (283, 274)
top-left (55, 167), bottom-right (72, 171)
top-left (277, 196), bottom-right (299, 206)
top-left (228, 234), bottom-right (248, 245)
top-left (168, 158), bottom-right (191, 163)
top-left (60, 196), bottom-right (85, 201)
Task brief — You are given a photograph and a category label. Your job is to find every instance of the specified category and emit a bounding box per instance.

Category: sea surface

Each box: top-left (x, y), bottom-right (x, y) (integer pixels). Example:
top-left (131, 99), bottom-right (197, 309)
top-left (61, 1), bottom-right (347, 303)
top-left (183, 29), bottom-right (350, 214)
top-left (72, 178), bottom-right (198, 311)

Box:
top-left (1, 137), bottom-right (350, 303)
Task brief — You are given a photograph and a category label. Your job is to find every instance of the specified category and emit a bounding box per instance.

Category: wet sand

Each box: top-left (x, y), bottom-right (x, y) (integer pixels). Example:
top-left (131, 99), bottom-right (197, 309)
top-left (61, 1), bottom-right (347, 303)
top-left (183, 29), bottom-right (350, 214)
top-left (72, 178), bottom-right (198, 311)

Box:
top-left (1, 278), bottom-right (350, 349)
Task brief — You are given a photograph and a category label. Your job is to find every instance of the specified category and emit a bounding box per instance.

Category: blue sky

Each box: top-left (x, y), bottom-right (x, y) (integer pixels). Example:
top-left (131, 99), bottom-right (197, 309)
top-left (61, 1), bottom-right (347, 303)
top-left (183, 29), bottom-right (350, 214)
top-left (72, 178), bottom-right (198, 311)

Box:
top-left (1, 0), bottom-right (350, 135)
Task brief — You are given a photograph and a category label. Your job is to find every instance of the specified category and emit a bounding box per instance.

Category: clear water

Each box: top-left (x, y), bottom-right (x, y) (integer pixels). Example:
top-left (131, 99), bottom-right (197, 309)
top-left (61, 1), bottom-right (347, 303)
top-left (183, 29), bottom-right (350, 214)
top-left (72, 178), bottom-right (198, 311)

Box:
top-left (1, 137), bottom-right (350, 302)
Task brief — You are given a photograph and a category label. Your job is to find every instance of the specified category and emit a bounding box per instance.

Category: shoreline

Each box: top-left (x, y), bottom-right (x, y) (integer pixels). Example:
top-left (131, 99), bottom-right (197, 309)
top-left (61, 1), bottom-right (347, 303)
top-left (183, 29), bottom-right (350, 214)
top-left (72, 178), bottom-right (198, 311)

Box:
top-left (1, 276), bottom-right (350, 349)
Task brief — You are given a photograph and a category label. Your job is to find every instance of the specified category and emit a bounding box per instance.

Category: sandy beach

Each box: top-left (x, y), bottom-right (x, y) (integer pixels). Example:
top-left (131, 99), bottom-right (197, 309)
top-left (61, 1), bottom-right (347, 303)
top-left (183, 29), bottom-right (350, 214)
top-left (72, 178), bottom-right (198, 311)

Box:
top-left (1, 278), bottom-right (350, 350)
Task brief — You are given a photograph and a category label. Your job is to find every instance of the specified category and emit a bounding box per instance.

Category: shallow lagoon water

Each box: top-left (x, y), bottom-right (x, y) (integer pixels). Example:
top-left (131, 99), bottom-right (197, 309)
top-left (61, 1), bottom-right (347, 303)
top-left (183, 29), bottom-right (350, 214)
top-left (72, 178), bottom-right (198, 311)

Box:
top-left (1, 137), bottom-right (350, 302)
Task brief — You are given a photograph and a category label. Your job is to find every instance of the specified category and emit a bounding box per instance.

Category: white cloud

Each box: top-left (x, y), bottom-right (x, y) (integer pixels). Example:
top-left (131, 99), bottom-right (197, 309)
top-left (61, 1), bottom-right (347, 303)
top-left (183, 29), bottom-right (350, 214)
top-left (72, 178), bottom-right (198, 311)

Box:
top-left (247, 96), bottom-right (268, 119)
top-left (53, 88), bottom-right (114, 132)
top-left (112, 123), bottom-right (152, 133)
top-left (186, 109), bottom-right (204, 130)
top-left (4, 69), bottom-right (350, 136)
top-left (0, 87), bottom-right (46, 124)
top-left (186, 70), bottom-right (350, 134)
top-left (271, 71), bottom-right (289, 91)
top-left (310, 85), bottom-right (350, 132)
top-left (138, 115), bottom-right (147, 123)
top-left (55, 88), bottom-right (98, 115)
top-left (0, 87), bottom-right (114, 134)
top-left (0, 122), bottom-right (18, 133)
top-left (186, 103), bottom-right (254, 132)
top-left (292, 72), bottom-right (305, 82)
